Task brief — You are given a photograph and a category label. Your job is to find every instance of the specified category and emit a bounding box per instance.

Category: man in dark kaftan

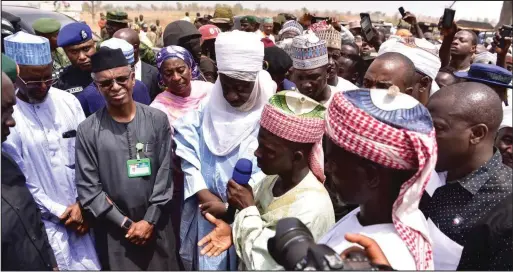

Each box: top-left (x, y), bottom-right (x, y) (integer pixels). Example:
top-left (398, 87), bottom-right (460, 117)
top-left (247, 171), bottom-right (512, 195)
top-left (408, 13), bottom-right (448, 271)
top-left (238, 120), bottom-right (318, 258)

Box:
top-left (75, 47), bottom-right (179, 270)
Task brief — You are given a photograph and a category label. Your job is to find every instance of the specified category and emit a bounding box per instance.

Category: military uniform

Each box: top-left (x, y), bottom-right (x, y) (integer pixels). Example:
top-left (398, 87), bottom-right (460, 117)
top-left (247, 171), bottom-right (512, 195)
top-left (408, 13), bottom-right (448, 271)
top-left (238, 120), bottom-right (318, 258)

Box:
top-left (32, 18), bottom-right (71, 79)
top-left (99, 11), bottom-right (157, 66)
top-left (54, 22), bottom-right (95, 96)
top-left (51, 48), bottom-right (71, 79)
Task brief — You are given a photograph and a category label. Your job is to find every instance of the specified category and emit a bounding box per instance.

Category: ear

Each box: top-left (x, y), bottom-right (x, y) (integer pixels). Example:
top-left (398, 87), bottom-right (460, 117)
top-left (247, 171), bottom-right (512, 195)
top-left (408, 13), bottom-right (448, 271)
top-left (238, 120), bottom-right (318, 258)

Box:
top-left (420, 75), bottom-right (431, 92)
top-left (363, 163), bottom-right (380, 189)
top-left (404, 86), bottom-right (414, 96)
top-left (469, 123), bottom-right (488, 145)
top-left (351, 71), bottom-right (359, 83)
top-left (471, 44), bottom-right (477, 54)
top-left (293, 150), bottom-right (306, 164)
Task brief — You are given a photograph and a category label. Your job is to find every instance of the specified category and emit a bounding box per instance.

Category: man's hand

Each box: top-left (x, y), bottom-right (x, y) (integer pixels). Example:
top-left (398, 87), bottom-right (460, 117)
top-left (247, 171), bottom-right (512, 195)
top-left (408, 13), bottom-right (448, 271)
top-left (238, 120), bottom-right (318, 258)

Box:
top-left (74, 220), bottom-right (90, 235)
top-left (493, 30), bottom-right (512, 55)
top-left (198, 213), bottom-right (232, 257)
top-left (199, 201), bottom-right (228, 218)
top-left (402, 11), bottom-right (417, 25)
top-left (125, 220), bottom-right (154, 246)
top-left (438, 16), bottom-right (457, 38)
top-left (59, 202), bottom-right (83, 224)
top-left (227, 179), bottom-right (255, 211)
top-left (59, 202), bottom-right (90, 235)
top-left (341, 233), bottom-right (391, 267)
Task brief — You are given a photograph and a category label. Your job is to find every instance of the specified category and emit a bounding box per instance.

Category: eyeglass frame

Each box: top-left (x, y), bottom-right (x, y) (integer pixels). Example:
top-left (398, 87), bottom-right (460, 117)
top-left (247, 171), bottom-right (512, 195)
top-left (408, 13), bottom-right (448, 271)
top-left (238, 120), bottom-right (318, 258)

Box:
top-left (93, 71), bottom-right (134, 89)
top-left (17, 76), bottom-right (57, 88)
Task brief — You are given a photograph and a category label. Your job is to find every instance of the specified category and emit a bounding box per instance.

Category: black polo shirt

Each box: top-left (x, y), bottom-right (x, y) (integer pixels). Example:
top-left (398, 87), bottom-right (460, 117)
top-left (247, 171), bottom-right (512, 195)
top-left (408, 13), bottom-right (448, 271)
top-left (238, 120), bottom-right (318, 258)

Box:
top-left (422, 150), bottom-right (512, 245)
top-left (457, 193), bottom-right (512, 270)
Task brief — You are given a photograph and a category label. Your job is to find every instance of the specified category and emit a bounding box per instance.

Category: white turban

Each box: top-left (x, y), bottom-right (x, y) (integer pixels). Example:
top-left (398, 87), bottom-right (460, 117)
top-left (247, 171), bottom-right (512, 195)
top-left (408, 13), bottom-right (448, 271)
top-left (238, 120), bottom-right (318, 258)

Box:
top-left (378, 37), bottom-right (441, 95)
top-left (215, 30), bottom-right (264, 81)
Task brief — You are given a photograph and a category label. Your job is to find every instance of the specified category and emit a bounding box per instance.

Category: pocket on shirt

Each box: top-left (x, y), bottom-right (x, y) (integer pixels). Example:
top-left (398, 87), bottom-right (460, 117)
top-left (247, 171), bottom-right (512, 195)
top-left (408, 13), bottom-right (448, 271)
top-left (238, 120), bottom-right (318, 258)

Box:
top-left (142, 143), bottom-right (155, 159)
top-left (62, 138), bottom-right (76, 169)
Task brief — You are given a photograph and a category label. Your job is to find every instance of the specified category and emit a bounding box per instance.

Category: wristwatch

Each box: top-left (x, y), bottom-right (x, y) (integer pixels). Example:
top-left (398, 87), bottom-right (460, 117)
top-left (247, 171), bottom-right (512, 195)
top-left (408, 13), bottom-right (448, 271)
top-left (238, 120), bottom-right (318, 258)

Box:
top-left (225, 202), bottom-right (229, 212)
top-left (121, 217), bottom-right (133, 230)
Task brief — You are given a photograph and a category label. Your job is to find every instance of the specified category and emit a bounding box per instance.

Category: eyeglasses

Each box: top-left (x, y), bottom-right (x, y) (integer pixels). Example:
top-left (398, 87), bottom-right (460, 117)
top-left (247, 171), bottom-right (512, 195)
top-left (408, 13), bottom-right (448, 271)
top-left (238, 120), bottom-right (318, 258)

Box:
top-left (17, 76), bottom-right (56, 88)
top-left (95, 72), bottom-right (132, 88)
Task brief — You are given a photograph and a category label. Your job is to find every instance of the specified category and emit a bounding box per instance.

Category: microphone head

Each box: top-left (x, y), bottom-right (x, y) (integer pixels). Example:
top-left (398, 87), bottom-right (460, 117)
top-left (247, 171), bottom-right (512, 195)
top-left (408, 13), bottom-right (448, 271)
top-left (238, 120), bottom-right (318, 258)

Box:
top-left (232, 158), bottom-right (253, 185)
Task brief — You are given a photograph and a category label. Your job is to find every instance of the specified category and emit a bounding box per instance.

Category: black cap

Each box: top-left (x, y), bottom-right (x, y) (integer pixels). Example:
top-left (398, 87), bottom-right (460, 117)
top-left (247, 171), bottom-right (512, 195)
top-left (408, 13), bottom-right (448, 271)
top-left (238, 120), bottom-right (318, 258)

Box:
top-left (91, 47), bottom-right (128, 73)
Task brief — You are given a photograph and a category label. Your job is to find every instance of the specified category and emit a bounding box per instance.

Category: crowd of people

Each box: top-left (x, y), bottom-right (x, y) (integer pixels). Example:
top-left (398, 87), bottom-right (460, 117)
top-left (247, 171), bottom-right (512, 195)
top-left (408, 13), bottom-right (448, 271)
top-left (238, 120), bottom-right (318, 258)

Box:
top-left (1, 4), bottom-right (512, 271)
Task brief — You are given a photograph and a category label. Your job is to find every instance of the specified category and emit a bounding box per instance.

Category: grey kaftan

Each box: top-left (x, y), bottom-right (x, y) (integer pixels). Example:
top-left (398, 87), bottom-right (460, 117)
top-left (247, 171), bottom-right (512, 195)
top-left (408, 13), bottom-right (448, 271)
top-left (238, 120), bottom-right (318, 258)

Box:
top-left (75, 103), bottom-right (179, 270)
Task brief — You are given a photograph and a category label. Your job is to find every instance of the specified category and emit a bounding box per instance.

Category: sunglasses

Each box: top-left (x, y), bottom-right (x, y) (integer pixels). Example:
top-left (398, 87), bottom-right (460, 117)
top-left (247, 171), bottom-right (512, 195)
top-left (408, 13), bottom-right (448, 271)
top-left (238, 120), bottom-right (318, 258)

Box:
top-left (17, 76), bottom-right (56, 88)
top-left (95, 72), bottom-right (132, 88)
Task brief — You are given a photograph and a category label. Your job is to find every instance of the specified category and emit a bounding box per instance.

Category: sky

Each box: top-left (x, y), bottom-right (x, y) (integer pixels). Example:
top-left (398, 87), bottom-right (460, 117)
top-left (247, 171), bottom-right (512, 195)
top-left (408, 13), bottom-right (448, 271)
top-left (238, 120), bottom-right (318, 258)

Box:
top-left (1, 1), bottom-right (505, 21)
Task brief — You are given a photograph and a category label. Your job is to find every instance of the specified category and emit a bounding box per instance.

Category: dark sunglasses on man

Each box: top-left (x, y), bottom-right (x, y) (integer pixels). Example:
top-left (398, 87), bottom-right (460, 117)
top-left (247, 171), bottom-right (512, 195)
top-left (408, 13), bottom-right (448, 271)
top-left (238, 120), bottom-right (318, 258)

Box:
top-left (94, 71), bottom-right (132, 89)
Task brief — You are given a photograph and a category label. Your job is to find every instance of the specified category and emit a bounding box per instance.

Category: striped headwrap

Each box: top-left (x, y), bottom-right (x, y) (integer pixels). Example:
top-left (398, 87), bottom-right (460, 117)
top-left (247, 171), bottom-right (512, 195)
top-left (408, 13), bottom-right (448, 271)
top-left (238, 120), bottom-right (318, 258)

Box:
top-left (260, 91), bottom-right (326, 182)
top-left (157, 45), bottom-right (200, 90)
top-left (278, 20), bottom-right (304, 36)
top-left (325, 88), bottom-right (437, 270)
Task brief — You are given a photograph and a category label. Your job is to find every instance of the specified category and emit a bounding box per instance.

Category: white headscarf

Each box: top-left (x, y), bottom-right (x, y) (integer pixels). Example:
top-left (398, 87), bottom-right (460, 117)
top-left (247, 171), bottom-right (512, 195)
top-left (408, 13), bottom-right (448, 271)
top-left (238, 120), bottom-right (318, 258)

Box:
top-left (203, 30), bottom-right (276, 156)
top-left (378, 37), bottom-right (441, 95)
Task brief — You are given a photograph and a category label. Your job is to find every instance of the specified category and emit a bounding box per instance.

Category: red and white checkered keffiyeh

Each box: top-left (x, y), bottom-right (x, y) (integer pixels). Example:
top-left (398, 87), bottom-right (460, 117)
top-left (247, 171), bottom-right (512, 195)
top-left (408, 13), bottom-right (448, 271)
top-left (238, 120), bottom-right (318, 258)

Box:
top-left (260, 104), bottom-right (326, 182)
top-left (309, 21), bottom-right (330, 33)
top-left (325, 91), bottom-right (437, 270)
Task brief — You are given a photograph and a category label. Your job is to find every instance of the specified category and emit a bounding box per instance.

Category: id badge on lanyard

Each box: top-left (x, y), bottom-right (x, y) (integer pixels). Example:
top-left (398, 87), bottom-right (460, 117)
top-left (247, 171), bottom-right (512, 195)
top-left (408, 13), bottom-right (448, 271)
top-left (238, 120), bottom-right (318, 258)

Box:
top-left (127, 143), bottom-right (152, 178)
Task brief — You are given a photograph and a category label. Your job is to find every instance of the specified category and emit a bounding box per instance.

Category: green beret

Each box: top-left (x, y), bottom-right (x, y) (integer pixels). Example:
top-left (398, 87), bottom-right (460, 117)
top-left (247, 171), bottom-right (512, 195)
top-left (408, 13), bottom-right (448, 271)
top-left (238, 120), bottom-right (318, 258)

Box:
top-left (241, 15), bottom-right (258, 24)
top-left (2, 53), bottom-right (18, 83)
top-left (106, 11), bottom-right (129, 24)
top-left (32, 18), bottom-right (61, 34)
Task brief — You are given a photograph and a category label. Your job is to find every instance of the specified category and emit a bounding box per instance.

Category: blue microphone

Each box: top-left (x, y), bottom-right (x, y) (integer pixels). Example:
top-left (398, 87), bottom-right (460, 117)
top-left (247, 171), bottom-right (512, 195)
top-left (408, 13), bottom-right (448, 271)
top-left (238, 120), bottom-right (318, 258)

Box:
top-left (232, 158), bottom-right (253, 185)
top-left (224, 158), bottom-right (253, 223)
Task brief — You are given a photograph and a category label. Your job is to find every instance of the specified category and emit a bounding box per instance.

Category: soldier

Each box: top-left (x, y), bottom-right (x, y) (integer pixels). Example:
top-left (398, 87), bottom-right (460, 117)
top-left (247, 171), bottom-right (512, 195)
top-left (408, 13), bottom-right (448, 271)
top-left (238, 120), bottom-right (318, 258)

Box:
top-left (32, 18), bottom-right (71, 80)
top-left (100, 11), bottom-right (156, 66)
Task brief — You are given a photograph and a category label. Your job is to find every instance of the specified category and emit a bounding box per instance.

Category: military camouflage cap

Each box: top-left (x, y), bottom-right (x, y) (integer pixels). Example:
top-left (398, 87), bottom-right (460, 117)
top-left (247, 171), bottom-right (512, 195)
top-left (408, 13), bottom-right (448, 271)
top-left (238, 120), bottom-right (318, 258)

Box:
top-left (106, 11), bottom-right (129, 24)
top-left (211, 7), bottom-right (233, 24)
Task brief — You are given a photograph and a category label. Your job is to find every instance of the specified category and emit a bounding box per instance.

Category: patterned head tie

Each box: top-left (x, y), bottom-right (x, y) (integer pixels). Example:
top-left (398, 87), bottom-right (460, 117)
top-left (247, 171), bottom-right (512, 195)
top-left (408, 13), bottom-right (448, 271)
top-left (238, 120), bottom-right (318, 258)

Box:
top-left (291, 32), bottom-right (328, 70)
top-left (315, 26), bottom-right (342, 50)
top-left (260, 90), bottom-right (326, 182)
top-left (325, 88), bottom-right (437, 270)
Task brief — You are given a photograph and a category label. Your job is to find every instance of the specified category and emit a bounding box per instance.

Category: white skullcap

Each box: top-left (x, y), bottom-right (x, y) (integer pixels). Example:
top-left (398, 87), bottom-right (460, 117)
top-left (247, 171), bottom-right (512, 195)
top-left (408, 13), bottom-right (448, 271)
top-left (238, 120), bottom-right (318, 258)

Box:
top-left (378, 37), bottom-right (441, 95)
top-left (215, 30), bottom-right (264, 81)
top-left (101, 38), bottom-right (135, 64)
top-left (473, 51), bottom-right (497, 65)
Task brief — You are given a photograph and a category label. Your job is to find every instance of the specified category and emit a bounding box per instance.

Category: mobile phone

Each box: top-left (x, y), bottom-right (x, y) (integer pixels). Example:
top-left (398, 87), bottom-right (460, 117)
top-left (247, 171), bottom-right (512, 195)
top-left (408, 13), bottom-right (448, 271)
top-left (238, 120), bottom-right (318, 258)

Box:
top-left (442, 8), bottom-right (455, 29)
top-left (399, 7), bottom-right (406, 18)
top-left (500, 25), bottom-right (512, 48)
top-left (360, 13), bottom-right (375, 42)
top-left (500, 25), bottom-right (512, 38)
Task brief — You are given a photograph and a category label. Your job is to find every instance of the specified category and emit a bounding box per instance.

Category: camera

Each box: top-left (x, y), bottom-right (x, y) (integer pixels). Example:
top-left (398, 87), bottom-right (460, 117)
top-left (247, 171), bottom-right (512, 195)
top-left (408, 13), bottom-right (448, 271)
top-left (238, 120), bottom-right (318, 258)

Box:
top-left (267, 218), bottom-right (393, 271)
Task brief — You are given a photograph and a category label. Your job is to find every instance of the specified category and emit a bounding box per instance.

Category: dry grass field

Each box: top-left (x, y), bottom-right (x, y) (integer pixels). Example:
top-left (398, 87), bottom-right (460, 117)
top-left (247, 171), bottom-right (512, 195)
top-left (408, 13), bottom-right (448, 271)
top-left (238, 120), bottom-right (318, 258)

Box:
top-left (81, 9), bottom-right (409, 35)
